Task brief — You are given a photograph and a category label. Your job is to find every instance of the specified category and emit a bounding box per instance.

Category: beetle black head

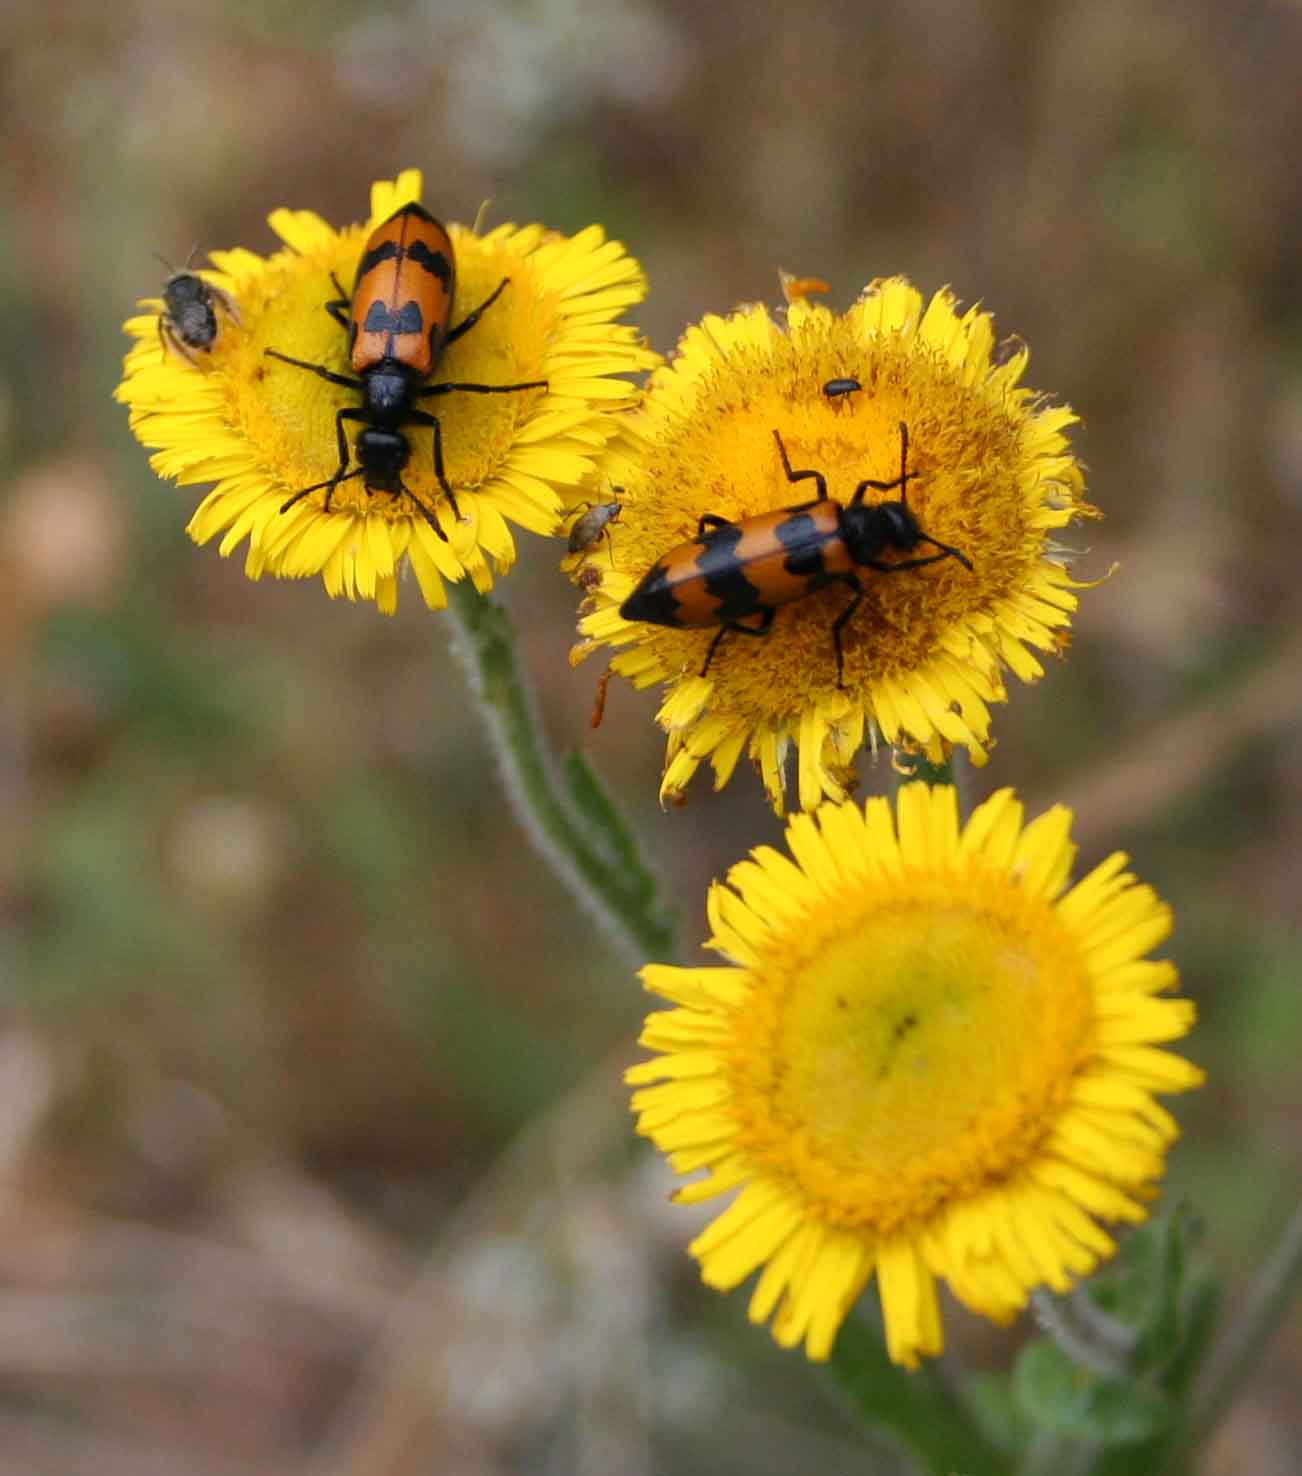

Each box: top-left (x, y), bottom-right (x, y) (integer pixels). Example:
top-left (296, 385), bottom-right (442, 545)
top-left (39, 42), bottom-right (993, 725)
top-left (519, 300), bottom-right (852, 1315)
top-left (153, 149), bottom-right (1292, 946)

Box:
top-left (842, 500), bottom-right (917, 563)
top-left (843, 422), bottom-right (974, 572)
top-left (355, 426), bottom-right (411, 492)
top-left (842, 498), bottom-right (973, 572)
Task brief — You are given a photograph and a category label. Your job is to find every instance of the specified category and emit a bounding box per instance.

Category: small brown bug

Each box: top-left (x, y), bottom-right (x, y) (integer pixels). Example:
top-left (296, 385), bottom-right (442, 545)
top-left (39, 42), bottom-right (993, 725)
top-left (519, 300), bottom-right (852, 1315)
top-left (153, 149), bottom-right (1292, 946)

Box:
top-left (567, 498), bottom-right (623, 563)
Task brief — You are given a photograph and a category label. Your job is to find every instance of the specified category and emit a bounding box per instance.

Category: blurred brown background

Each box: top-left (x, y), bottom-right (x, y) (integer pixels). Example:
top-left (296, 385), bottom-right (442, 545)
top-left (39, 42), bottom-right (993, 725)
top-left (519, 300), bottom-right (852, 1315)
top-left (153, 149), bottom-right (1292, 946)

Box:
top-left (2, 0), bottom-right (1300, 1472)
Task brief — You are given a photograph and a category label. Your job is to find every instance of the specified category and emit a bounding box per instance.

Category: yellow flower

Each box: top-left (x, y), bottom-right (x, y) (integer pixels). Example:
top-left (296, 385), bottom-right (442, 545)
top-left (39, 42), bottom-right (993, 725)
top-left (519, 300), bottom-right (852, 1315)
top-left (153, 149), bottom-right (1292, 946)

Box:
top-left (627, 784), bottom-right (1203, 1369)
top-left (117, 170), bottom-right (655, 612)
top-left (572, 281), bottom-right (1098, 812)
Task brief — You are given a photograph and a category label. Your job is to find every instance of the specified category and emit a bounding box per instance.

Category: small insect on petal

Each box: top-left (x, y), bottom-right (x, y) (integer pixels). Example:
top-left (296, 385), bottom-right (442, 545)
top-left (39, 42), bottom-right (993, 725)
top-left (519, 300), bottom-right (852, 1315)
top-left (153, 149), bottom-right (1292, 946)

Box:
top-left (822, 376), bottom-right (862, 405)
top-left (158, 264), bottom-right (240, 366)
top-left (590, 664), bottom-right (615, 729)
top-left (779, 270), bottom-right (831, 305)
top-left (567, 496), bottom-right (623, 562)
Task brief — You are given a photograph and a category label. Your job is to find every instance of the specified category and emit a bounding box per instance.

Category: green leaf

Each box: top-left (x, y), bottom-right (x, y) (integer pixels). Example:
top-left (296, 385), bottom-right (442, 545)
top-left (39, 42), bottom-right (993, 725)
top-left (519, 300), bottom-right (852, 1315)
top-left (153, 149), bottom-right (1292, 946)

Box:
top-left (563, 758), bottom-right (677, 959)
top-left (1132, 1207), bottom-right (1201, 1374)
top-left (826, 1317), bottom-right (1005, 1476)
top-left (1081, 1208), bottom-right (1221, 1397)
top-left (564, 753), bottom-right (640, 866)
top-left (1013, 1340), bottom-right (1174, 1446)
top-left (1160, 1268), bottom-right (1221, 1403)
top-left (1025, 1214), bottom-right (1225, 1475)
top-left (964, 1371), bottom-right (1032, 1454)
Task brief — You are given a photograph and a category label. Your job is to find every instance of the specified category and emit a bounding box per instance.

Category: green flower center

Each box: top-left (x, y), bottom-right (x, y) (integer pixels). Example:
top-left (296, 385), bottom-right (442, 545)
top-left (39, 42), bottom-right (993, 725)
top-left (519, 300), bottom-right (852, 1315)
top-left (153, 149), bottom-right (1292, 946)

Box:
top-left (730, 874), bottom-right (1093, 1232)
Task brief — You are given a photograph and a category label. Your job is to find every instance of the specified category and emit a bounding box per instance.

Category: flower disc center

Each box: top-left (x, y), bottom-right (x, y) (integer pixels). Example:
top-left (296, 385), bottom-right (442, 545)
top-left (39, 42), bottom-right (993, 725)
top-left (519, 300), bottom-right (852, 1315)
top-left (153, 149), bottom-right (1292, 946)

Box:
top-left (734, 879), bottom-right (1093, 1230)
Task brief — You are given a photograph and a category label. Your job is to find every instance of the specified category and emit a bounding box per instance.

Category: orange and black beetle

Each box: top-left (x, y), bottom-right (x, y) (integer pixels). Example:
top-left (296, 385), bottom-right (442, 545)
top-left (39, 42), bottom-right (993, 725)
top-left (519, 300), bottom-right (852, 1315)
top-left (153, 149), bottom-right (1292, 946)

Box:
top-left (159, 269), bottom-right (239, 364)
top-left (619, 423), bottom-right (972, 687)
top-left (266, 202), bottom-right (547, 539)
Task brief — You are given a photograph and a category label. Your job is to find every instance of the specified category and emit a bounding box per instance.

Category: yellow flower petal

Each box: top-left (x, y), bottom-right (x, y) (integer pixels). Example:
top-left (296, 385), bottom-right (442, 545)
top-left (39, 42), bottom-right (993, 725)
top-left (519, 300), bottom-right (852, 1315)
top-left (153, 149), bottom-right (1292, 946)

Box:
top-left (628, 784), bottom-right (1201, 1365)
top-left (573, 280), bottom-right (1098, 809)
top-left (118, 170), bottom-right (655, 612)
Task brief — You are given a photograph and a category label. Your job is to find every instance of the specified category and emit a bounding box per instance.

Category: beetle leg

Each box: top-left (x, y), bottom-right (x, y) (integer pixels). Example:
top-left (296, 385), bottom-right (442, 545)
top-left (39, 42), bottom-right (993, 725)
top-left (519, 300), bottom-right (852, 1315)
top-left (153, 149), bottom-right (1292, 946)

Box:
top-left (418, 377), bottom-right (548, 398)
top-left (280, 407), bottom-right (367, 515)
top-left (701, 626), bottom-right (728, 676)
top-left (404, 407), bottom-right (459, 532)
top-left (863, 547), bottom-right (971, 574)
top-left (393, 475), bottom-right (452, 542)
top-left (696, 512), bottom-right (733, 540)
top-left (264, 348), bottom-right (360, 391)
top-left (915, 536), bottom-right (974, 571)
top-left (772, 429), bottom-right (828, 501)
top-left (158, 316), bottom-right (200, 367)
top-left (280, 466), bottom-right (365, 516)
top-left (446, 277), bottom-right (511, 343)
top-left (701, 607), bottom-right (775, 677)
top-left (333, 406), bottom-right (357, 466)
top-left (828, 573), bottom-right (865, 689)
top-left (209, 284), bottom-right (242, 326)
top-left (324, 273), bottom-right (351, 331)
top-left (850, 422), bottom-right (924, 504)
top-left (323, 407), bottom-right (368, 510)
top-left (851, 474), bottom-right (910, 496)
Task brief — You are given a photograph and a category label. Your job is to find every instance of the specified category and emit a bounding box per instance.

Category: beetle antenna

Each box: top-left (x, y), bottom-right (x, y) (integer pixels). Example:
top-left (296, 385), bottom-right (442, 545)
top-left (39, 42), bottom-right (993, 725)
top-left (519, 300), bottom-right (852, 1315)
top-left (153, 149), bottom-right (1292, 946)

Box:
top-left (917, 534), bottom-right (974, 571)
top-left (895, 421), bottom-right (920, 505)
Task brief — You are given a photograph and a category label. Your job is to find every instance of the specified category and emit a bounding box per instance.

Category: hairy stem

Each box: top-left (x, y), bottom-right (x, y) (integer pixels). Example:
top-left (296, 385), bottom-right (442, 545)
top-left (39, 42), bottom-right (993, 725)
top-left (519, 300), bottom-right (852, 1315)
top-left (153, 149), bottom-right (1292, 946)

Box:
top-left (1189, 1200), bottom-right (1302, 1447)
top-left (447, 580), bottom-right (675, 964)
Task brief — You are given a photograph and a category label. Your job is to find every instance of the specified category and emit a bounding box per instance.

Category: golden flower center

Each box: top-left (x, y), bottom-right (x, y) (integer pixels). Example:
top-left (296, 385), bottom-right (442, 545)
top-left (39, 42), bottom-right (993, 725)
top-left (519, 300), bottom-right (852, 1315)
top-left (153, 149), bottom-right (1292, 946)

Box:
top-left (224, 230), bottom-right (550, 519)
top-left (729, 875), bottom-right (1093, 1232)
top-left (606, 307), bottom-right (1041, 716)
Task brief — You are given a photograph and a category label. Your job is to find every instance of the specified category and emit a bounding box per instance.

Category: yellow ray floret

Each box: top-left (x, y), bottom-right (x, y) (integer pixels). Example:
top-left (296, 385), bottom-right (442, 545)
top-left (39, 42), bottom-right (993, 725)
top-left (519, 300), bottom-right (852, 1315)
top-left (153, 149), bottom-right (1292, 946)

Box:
top-left (570, 281), bottom-right (1099, 812)
top-left (627, 784), bottom-right (1203, 1368)
top-left (118, 169), bottom-right (656, 612)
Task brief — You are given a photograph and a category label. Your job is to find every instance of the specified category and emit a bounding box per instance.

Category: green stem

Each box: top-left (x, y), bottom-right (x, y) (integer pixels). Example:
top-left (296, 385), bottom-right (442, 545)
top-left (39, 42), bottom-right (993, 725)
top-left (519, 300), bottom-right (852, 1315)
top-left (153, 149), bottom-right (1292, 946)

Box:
top-left (446, 580), bottom-right (675, 964)
top-left (827, 1316), bottom-right (1007, 1476)
top-left (1188, 1200), bottom-right (1302, 1447)
top-left (1031, 1289), bottom-right (1129, 1381)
